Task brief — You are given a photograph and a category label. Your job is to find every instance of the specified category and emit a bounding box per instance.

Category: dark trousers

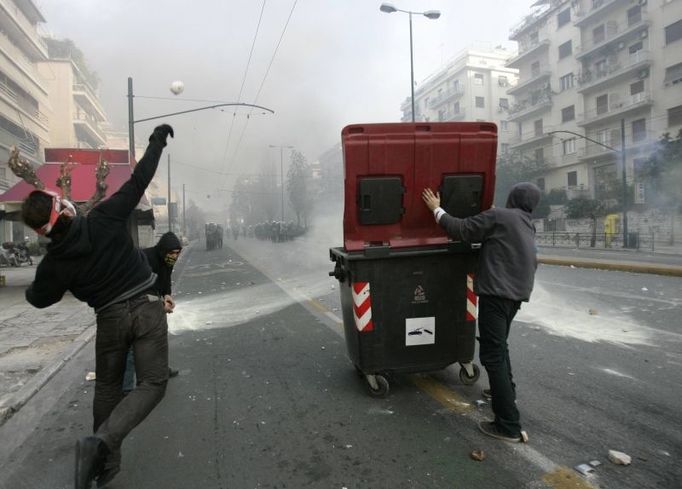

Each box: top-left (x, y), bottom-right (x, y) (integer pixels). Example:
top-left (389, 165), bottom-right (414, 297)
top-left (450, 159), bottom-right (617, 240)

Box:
top-left (478, 295), bottom-right (522, 437)
top-left (93, 294), bottom-right (169, 452)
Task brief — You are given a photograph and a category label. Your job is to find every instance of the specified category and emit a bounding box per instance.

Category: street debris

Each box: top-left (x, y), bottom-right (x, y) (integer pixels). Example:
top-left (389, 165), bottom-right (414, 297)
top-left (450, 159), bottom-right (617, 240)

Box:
top-left (178, 451), bottom-right (184, 458)
top-left (588, 308), bottom-right (598, 315)
top-left (475, 400), bottom-right (487, 408)
top-left (589, 460), bottom-right (602, 467)
top-left (574, 463), bottom-right (595, 476)
top-left (85, 372), bottom-right (96, 381)
top-left (205, 321), bottom-right (213, 325)
top-left (321, 346), bottom-right (326, 350)
top-left (641, 287), bottom-right (648, 292)
top-left (470, 449), bottom-right (486, 461)
top-left (608, 450), bottom-right (632, 465)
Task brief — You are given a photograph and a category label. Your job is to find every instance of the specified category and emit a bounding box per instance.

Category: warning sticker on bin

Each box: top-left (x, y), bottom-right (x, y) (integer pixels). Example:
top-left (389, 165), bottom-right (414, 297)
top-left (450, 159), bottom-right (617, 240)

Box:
top-left (406, 317), bottom-right (435, 346)
top-left (352, 282), bottom-right (374, 332)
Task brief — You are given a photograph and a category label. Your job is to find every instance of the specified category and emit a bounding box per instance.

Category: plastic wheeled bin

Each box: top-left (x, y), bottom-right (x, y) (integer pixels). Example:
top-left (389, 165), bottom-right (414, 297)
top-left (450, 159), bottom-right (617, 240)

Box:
top-left (328, 122), bottom-right (498, 397)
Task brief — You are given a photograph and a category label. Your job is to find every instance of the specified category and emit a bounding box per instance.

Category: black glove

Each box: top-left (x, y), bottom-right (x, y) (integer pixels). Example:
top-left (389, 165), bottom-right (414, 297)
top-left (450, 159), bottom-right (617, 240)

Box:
top-left (150, 124), bottom-right (174, 146)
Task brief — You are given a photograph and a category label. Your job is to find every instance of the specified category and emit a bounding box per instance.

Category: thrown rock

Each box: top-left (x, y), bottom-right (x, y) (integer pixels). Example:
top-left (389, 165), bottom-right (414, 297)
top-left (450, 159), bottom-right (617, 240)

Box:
top-left (470, 449), bottom-right (486, 461)
top-left (85, 372), bottom-right (96, 381)
top-left (608, 450), bottom-right (632, 465)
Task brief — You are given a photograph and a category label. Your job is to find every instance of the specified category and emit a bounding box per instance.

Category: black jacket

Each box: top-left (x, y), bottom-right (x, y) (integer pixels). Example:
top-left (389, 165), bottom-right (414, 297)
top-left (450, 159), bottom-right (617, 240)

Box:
top-left (438, 182), bottom-right (541, 302)
top-left (26, 136), bottom-right (166, 309)
top-left (142, 232), bottom-right (182, 296)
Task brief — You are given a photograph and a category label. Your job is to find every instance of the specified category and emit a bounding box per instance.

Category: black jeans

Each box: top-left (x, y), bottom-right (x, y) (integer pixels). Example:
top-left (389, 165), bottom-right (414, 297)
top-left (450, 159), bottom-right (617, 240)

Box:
top-left (478, 295), bottom-right (522, 437)
top-left (93, 294), bottom-right (168, 452)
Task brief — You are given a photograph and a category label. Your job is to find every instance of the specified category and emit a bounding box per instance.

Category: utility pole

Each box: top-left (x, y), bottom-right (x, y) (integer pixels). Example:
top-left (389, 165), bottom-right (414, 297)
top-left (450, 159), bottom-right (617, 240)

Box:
top-left (408, 11), bottom-right (415, 122)
top-left (127, 77), bottom-right (135, 162)
top-left (620, 118), bottom-right (628, 248)
top-left (167, 154), bottom-right (172, 233)
top-left (182, 183), bottom-right (186, 237)
top-left (279, 146), bottom-right (285, 222)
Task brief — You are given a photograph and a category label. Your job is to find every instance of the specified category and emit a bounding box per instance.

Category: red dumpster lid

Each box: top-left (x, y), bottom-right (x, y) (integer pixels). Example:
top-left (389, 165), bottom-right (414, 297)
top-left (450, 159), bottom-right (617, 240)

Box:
top-left (342, 122), bottom-right (497, 252)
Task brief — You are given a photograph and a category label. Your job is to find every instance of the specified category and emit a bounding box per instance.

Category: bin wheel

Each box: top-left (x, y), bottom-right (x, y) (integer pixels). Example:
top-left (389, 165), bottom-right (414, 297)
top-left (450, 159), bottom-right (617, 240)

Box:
top-left (366, 374), bottom-right (390, 398)
top-left (459, 363), bottom-right (480, 385)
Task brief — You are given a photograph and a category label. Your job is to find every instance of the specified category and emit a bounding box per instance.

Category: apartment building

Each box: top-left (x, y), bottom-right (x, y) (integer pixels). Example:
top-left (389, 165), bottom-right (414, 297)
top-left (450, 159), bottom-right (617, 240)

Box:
top-left (37, 37), bottom-right (108, 150)
top-left (400, 47), bottom-right (520, 153)
top-left (0, 0), bottom-right (51, 241)
top-left (507, 0), bottom-right (682, 201)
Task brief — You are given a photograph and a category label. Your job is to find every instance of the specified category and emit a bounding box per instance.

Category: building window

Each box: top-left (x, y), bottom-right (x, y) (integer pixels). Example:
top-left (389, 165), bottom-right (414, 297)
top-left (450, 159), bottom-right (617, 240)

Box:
top-left (668, 105), bottom-right (682, 127)
top-left (424, 97), bottom-right (430, 109)
top-left (501, 120), bottom-right (508, 131)
top-left (629, 41), bottom-right (643, 55)
top-left (632, 119), bottom-right (646, 142)
top-left (438, 110), bottom-right (445, 121)
top-left (474, 73), bottom-right (484, 85)
top-left (664, 62), bottom-right (682, 85)
top-left (561, 105), bottom-right (575, 122)
top-left (453, 101), bottom-right (460, 113)
top-left (530, 31), bottom-right (539, 45)
top-left (534, 119), bottom-right (544, 137)
top-left (630, 80), bottom-right (644, 95)
top-left (453, 80), bottom-right (460, 91)
top-left (558, 41), bottom-right (573, 59)
top-left (531, 61), bottom-right (540, 77)
top-left (475, 96), bottom-right (485, 108)
top-left (536, 177), bottom-right (546, 191)
top-left (593, 24), bottom-right (605, 44)
top-left (563, 138), bottom-right (576, 155)
top-left (501, 143), bottom-right (509, 154)
top-left (499, 98), bottom-right (509, 109)
top-left (498, 75), bottom-right (508, 87)
top-left (665, 20), bottom-right (682, 44)
top-left (534, 147), bottom-right (544, 164)
top-left (560, 73), bottom-right (574, 91)
top-left (557, 8), bottom-right (571, 28)
top-left (595, 59), bottom-right (607, 76)
top-left (596, 94), bottom-right (609, 115)
top-left (627, 6), bottom-right (642, 27)
top-left (567, 170), bottom-right (578, 187)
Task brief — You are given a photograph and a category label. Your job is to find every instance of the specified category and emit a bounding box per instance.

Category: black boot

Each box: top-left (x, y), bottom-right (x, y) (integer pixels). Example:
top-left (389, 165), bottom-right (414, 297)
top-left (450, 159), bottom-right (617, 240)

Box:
top-left (96, 448), bottom-right (121, 488)
top-left (75, 436), bottom-right (109, 489)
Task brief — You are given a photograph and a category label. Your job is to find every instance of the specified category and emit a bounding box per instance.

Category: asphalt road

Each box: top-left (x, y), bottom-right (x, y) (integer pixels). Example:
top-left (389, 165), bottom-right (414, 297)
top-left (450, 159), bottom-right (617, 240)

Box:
top-left (1, 234), bottom-right (680, 489)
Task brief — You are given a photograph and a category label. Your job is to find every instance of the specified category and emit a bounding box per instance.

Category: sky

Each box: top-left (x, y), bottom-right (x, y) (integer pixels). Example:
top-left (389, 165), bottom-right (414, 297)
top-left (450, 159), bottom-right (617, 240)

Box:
top-left (35, 0), bottom-right (534, 208)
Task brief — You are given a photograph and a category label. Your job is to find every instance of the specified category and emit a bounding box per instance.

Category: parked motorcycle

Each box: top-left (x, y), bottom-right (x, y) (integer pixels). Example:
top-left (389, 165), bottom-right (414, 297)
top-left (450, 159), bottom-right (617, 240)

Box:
top-left (1, 242), bottom-right (32, 266)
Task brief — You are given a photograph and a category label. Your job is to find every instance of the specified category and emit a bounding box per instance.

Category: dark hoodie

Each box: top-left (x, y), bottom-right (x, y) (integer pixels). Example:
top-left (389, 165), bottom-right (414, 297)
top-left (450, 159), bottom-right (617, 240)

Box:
top-left (25, 135), bottom-right (167, 309)
top-left (438, 182), bottom-right (541, 301)
top-left (142, 232), bottom-right (182, 297)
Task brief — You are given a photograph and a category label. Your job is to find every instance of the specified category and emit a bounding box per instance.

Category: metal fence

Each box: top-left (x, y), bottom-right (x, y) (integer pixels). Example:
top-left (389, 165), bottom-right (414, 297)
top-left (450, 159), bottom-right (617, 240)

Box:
top-left (536, 231), bottom-right (674, 252)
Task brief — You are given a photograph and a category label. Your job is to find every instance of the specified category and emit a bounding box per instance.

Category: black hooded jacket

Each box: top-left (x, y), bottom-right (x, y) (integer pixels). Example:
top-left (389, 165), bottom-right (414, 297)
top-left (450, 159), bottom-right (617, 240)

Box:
top-left (25, 135), bottom-right (167, 309)
top-left (142, 232), bottom-right (182, 297)
top-left (438, 182), bottom-right (542, 301)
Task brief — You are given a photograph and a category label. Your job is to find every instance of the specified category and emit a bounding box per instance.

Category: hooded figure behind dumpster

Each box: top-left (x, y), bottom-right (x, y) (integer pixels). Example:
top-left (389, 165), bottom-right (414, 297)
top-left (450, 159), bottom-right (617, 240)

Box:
top-left (422, 182), bottom-right (541, 444)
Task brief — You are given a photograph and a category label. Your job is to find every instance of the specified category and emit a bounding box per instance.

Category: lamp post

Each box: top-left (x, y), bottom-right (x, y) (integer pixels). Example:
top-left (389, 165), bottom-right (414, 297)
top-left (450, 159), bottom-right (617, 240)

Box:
top-left (379, 3), bottom-right (441, 123)
top-left (269, 144), bottom-right (293, 222)
top-left (547, 125), bottom-right (629, 248)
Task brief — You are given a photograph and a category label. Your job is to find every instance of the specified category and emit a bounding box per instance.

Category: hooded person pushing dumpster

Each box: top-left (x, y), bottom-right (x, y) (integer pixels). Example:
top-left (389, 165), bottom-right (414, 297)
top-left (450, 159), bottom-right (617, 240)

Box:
top-left (422, 182), bottom-right (541, 443)
top-left (21, 124), bottom-right (174, 488)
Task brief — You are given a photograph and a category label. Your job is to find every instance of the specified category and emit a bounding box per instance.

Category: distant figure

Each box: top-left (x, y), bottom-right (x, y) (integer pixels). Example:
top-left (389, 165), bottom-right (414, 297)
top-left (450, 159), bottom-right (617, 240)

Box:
top-left (123, 232), bottom-right (183, 394)
top-left (422, 182), bottom-right (540, 443)
top-left (21, 125), bottom-right (174, 488)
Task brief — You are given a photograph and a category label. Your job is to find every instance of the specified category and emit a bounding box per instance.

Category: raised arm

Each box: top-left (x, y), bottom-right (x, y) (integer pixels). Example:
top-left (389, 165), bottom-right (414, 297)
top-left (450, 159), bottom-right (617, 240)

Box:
top-left (92, 125), bottom-right (174, 220)
top-left (26, 259), bottom-right (67, 308)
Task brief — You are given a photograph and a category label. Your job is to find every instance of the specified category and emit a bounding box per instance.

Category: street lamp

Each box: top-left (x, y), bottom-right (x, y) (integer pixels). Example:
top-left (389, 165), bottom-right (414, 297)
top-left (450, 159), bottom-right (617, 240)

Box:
top-left (547, 124), bottom-right (629, 248)
top-left (126, 77), bottom-right (275, 232)
top-left (379, 3), bottom-right (441, 123)
top-left (269, 144), bottom-right (293, 222)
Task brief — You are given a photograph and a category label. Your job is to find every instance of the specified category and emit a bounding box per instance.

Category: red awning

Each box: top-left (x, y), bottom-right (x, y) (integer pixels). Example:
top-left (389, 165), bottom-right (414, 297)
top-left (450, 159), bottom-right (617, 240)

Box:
top-left (0, 149), bottom-right (134, 204)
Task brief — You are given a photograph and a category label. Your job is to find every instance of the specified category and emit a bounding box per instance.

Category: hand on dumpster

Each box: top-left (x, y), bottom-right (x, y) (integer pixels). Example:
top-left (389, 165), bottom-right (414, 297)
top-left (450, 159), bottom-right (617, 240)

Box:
top-left (422, 188), bottom-right (441, 212)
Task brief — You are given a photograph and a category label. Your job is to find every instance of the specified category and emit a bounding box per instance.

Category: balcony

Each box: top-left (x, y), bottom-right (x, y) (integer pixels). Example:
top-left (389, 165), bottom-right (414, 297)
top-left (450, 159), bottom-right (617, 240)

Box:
top-left (0, 30), bottom-right (48, 94)
top-left (508, 96), bottom-right (552, 122)
top-left (73, 83), bottom-right (107, 121)
top-left (444, 109), bottom-right (466, 121)
top-left (509, 130), bottom-right (553, 150)
top-left (0, 0), bottom-right (48, 60)
top-left (507, 70), bottom-right (551, 95)
top-left (429, 86), bottom-right (464, 109)
top-left (574, 0), bottom-right (621, 27)
top-left (578, 142), bottom-right (616, 161)
top-left (0, 77), bottom-right (48, 129)
top-left (73, 111), bottom-right (106, 147)
top-left (577, 50), bottom-right (652, 94)
top-left (578, 91), bottom-right (653, 127)
top-left (575, 13), bottom-right (650, 61)
top-left (509, 7), bottom-right (550, 40)
top-left (0, 123), bottom-right (39, 157)
top-left (507, 39), bottom-right (550, 68)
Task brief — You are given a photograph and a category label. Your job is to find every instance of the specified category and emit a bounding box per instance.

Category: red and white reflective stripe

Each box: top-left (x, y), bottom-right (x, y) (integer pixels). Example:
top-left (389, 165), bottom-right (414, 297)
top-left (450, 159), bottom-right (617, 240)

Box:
top-left (351, 282), bottom-right (374, 332)
top-left (466, 273), bottom-right (477, 321)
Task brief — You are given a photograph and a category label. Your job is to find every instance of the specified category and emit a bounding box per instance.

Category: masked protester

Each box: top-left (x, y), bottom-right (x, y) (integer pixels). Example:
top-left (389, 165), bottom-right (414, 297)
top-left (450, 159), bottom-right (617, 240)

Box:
top-left (123, 232), bottom-right (182, 393)
top-left (422, 182), bottom-right (540, 444)
top-left (21, 124), bottom-right (174, 489)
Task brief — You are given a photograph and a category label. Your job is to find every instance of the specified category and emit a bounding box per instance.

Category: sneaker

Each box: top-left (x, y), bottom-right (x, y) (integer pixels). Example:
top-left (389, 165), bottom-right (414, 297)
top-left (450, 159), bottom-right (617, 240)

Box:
top-left (482, 388), bottom-right (492, 400)
top-left (478, 421), bottom-right (528, 443)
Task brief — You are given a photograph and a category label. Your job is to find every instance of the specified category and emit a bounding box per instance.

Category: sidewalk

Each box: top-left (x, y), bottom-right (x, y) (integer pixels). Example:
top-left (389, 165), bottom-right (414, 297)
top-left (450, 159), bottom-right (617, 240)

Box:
top-left (0, 264), bottom-right (94, 425)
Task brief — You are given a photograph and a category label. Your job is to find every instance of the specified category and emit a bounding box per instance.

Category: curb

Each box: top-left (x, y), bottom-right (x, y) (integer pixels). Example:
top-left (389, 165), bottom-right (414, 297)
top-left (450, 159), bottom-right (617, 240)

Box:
top-left (0, 323), bottom-right (96, 427)
top-left (538, 256), bottom-right (682, 277)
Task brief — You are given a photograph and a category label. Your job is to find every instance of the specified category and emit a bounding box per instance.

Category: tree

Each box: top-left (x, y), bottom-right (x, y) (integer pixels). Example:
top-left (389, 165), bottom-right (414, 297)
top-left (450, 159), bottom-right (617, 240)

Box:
top-left (637, 129), bottom-right (682, 211)
top-left (286, 150), bottom-right (312, 227)
top-left (494, 152), bottom-right (547, 207)
top-left (565, 197), bottom-right (606, 247)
